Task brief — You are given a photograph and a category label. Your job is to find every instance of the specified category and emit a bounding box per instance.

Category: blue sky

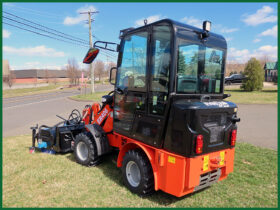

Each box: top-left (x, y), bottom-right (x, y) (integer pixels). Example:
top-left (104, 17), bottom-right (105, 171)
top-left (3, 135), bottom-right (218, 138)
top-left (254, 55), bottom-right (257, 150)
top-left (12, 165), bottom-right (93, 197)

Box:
top-left (2, 2), bottom-right (278, 70)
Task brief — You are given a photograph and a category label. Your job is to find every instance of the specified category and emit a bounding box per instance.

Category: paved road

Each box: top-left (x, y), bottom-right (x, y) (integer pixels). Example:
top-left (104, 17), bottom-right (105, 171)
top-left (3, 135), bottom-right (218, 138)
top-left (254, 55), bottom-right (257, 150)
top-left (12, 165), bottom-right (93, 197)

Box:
top-left (237, 104), bottom-right (277, 150)
top-left (3, 85), bottom-right (113, 137)
top-left (3, 89), bottom-right (277, 150)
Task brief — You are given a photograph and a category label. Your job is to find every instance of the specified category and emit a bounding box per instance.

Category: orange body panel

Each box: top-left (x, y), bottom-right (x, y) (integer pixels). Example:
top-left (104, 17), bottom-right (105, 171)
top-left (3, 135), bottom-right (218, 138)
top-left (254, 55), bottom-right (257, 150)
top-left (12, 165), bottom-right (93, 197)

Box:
top-left (82, 103), bottom-right (113, 133)
top-left (112, 133), bottom-right (235, 197)
top-left (81, 101), bottom-right (235, 197)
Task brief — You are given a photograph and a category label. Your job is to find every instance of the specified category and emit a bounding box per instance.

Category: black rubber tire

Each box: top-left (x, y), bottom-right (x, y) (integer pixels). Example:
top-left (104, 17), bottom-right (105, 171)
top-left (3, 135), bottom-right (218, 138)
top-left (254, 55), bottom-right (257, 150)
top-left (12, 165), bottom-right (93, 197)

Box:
top-left (226, 81), bottom-right (231, 85)
top-left (74, 132), bottom-right (100, 166)
top-left (121, 149), bottom-right (154, 196)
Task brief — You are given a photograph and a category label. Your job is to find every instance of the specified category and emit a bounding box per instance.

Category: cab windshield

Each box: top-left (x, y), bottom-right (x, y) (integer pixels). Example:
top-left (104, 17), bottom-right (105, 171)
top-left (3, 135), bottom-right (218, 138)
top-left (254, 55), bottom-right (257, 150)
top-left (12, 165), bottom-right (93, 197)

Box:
top-left (177, 39), bottom-right (225, 94)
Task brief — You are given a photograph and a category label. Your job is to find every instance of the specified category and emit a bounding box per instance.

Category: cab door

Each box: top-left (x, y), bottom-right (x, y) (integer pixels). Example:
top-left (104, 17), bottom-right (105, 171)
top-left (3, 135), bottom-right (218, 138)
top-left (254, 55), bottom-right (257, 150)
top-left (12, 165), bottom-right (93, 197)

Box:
top-left (113, 30), bottom-right (149, 137)
top-left (113, 24), bottom-right (172, 148)
top-left (132, 24), bottom-right (172, 148)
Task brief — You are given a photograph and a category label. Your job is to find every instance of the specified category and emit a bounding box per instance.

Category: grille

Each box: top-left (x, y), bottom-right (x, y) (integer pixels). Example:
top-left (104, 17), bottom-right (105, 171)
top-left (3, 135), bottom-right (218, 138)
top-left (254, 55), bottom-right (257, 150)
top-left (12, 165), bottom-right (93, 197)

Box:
top-left (201, 113), bottom-right (227, 126)
top-left (40, 129), bottom-right (53, 142)
top-left (40, 129), bottom-right (51, 138)
top-left (201, 114), bottom-right (228, 143)
top-left (194, 168), bottom-right (221, 192)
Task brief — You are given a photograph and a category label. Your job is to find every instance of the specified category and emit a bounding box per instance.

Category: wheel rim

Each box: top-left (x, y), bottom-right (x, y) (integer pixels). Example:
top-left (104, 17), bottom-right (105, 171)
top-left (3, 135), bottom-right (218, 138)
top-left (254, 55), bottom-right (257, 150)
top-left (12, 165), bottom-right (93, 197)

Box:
top-left (126, 161), bottom-right (141, 187)
top-left (76, 141), bottom-right (89, 161)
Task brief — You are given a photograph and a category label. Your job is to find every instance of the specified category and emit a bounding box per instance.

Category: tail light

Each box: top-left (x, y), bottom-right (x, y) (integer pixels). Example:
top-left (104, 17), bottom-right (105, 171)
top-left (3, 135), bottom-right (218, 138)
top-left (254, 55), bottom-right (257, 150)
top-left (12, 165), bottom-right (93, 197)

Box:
top-left (195, 135), bottom-right (203, 154)
top-left (230, 129), bottom-right (237, 146)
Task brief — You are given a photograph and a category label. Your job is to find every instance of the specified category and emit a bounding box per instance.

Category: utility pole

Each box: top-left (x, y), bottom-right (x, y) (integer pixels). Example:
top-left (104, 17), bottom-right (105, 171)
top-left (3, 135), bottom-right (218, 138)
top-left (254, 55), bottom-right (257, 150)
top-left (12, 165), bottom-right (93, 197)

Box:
top-left (80, 10), bottom-right (99, 93)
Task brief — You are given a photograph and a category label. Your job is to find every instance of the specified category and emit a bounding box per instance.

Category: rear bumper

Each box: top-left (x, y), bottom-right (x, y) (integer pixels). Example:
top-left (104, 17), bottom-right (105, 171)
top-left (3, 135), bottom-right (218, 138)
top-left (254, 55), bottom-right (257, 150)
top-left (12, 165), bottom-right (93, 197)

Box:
top-left (154, 148), bottom-right (235, 197)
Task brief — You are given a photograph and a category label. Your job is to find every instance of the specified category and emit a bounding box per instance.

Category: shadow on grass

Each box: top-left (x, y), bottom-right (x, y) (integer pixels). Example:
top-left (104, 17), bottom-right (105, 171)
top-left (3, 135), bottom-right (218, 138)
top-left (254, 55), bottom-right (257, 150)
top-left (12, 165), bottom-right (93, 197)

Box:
top-left (29, 148), bottom-right (206, 206)
top-left (95, 151), bottom-right (206, 206)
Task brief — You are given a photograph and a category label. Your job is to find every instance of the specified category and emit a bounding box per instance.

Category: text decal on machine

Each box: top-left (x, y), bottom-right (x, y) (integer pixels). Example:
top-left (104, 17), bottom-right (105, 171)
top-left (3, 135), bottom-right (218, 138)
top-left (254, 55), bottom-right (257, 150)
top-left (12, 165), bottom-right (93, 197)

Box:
top-left (97, 108), bottom-right (108, 124)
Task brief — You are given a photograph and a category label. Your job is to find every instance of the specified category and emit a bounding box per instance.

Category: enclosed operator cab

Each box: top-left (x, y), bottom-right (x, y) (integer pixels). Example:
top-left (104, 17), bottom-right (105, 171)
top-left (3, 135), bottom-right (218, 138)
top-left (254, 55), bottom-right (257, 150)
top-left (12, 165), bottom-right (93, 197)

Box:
top-left (111, 19), bottom-right (239, 197)
top-left (114, 19), bottom-right (238, 154)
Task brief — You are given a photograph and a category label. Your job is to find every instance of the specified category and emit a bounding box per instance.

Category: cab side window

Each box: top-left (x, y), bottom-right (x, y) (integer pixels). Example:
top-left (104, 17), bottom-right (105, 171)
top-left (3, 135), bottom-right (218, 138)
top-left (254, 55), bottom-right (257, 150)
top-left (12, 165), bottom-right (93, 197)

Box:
top-left (117, 32), bottom-right (148, 91)
top-left (149, 25), bottom-right (171, 115)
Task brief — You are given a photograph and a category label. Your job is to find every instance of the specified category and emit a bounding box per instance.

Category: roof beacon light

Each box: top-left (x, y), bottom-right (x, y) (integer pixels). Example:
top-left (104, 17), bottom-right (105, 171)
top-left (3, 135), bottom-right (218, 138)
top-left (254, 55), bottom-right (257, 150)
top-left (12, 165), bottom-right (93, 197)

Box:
top-left (203, 21), bottom-right (211, 32)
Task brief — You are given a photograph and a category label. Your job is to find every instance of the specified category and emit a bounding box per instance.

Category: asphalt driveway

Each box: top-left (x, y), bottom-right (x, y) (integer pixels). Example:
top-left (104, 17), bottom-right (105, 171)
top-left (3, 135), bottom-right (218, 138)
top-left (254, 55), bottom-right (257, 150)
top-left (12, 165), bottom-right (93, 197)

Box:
top-left (2, 89), bottom-right (277, 150)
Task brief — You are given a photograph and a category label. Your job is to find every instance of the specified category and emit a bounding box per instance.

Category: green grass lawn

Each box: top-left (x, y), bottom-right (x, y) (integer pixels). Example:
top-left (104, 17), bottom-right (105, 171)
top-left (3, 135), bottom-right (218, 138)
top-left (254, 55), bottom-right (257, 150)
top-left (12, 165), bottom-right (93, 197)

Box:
top-left (69, 91), bottom-right (109, 102)
top-left (224, 87), bottom-right (277, 104)
top-left (2, 135), bottom-right (277, 207)
top-left (70, 87), bottom-right (277, 104)
top-left (2, 83), bottom-right (72, 98)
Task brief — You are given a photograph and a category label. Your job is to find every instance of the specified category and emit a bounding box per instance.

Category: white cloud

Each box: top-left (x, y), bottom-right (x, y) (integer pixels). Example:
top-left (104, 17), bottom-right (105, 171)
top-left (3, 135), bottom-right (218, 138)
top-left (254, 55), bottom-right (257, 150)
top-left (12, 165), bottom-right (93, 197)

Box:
top-left (259, 25), bottom-right (277, 38)
top-left (3, 29), bottom-right (11, 38)
top-left (135, 15), bottom-right (162, 27)
top-left (225, 37), bottom-right (233, 42)
top-left (3, 45), bottom-right (65, 57)
top-left (242, 6), bottom-right (277, 26)
top-left (63, 5), bottom-right (97, 25)
top-left (228, 45), bottom-right (277, 62)
top-left (181, 16), bottom-right (202, 28)
top-left (220, 27), bottom-right (239, 33)
top-left (11, 62), bottom-right (64, 70)
top-left (253, 38), bottom-right (261, 43)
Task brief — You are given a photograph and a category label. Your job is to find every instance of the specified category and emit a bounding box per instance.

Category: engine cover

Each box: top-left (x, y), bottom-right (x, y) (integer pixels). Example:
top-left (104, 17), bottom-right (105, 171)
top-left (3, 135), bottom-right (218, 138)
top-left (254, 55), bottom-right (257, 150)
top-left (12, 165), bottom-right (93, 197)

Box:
top-left (164, 100), bottom-right (238, 157)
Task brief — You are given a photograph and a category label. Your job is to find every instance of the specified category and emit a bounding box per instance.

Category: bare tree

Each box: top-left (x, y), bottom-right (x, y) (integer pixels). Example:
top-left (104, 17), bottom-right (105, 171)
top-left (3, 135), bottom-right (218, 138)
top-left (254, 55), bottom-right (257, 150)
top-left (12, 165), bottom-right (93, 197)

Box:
top-left (226, 61), bottom-right (246, 76)
top-left (107, 61), bottom-right (117, 81)
top-left (66, 58), bottom-right (80, 85)
top-left (44, 70), bottom-right (50, 83)
top-left (49, 71), bottom-right (58, 85)
top-left (3, 64), bottom-right (15, 88)
top-left (94, 60), bottom-right (105, 81)
top-left (258, 55), bottom-right (271, 69)
top-left (7, 72), bottom-right (15, 88)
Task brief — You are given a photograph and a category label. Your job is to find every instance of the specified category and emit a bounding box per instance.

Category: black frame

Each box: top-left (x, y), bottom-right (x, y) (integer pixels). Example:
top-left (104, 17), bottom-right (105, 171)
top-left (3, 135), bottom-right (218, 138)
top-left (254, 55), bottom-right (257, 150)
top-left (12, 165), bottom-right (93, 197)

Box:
top-left (113, 19), bottom-right (230, 151)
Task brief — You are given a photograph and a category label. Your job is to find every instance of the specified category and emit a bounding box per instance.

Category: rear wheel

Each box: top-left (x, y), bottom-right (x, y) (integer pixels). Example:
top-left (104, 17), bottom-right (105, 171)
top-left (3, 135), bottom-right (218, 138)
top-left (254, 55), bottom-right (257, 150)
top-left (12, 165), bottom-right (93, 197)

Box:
top-left (122, 149), bottom-right (154, 195)
top-left (74, 132), bottom-right (99, 166)
top-left (226, 81), bottom-right (231, 85)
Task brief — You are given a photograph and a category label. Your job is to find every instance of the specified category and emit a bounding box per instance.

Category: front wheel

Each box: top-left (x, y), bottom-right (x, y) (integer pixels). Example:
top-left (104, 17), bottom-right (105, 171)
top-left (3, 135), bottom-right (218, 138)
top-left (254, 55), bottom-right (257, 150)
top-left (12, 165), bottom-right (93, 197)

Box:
top-left (74, 132), bottom-right (99, 166)
top-left (121, 149), bottom-right (154, 195)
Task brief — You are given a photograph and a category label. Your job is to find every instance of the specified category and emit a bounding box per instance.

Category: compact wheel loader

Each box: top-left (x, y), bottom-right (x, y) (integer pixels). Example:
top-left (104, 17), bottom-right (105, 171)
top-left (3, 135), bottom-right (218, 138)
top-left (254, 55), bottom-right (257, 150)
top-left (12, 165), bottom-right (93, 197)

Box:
top-left (31, 19), bottom-right (240, 197)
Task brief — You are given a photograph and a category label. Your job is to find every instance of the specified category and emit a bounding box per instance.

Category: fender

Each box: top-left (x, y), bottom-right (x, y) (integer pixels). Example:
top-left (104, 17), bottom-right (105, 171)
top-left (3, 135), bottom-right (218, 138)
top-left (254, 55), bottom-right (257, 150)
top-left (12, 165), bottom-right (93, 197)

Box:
top-left (85, 124), bottom-right (111, 156)
top-left (117, 142), bottom-right (159, 190)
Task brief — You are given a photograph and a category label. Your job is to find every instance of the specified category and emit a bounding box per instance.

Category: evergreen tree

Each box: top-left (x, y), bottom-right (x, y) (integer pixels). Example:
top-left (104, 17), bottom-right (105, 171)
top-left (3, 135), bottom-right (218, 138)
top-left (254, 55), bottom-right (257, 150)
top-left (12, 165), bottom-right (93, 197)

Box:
top-left (189, 52), bottom-right (198, 76)
top-left (241, 58), bottom-right (264, 91)
top-left (178, 50), bottom-right (187, 74)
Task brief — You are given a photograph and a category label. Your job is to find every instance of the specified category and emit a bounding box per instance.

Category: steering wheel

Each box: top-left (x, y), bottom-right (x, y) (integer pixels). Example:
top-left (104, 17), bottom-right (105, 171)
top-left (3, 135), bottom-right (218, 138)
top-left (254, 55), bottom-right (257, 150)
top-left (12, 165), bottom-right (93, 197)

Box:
top-left (68, 109), bottom-right (82, 125)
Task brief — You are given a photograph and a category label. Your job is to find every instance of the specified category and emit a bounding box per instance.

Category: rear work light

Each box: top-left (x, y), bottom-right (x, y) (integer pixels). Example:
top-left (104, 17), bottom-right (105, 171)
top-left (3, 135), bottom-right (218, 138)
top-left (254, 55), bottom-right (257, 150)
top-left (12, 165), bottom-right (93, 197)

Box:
top-left (195, 135), bottom-right (203, 154)
top-left (230, 129), bottom-right (237, 146)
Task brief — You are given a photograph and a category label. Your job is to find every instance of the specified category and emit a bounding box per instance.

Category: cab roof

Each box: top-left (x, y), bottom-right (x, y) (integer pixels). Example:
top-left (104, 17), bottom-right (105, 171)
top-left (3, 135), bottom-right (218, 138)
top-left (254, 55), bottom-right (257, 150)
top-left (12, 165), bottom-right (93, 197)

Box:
top-left (120, 18), bottom-right (227, 50)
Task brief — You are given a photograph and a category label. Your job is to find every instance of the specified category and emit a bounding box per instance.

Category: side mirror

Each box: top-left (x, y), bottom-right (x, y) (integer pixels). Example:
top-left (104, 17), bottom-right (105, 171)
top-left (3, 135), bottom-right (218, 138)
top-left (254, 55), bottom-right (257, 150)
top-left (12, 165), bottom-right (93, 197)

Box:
top-left (109, 67), bottom-right (117, 85)
top-left (83, 48), bottom-right (99, 64)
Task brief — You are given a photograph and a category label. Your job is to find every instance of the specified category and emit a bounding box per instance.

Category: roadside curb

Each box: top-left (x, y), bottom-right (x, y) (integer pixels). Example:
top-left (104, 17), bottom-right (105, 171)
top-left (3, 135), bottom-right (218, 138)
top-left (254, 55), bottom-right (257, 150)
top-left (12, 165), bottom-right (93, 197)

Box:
top-left (67, 96), bottom-right (97, 103)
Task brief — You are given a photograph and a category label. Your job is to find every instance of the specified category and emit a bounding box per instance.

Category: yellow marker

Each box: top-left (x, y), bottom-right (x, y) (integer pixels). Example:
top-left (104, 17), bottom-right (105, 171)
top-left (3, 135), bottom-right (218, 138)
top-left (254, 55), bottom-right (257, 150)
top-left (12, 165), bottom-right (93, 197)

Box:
top-left (234, 108), bottom-right (237, 112)
top-left (220, 151), bottom-right (225, 165)
top-left (168, 156), bottom-right (176, 164)
top-left (203, 155), bottom-right (209, 171)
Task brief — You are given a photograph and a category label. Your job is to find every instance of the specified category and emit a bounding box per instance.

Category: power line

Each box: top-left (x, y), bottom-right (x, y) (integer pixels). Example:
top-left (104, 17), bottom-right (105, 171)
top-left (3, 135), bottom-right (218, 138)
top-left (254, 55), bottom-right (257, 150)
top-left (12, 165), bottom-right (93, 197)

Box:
top-left (2, 21), bottom-right (88, 48)
top-left (10, 4), bottom-right (64, 18)
top-left (99, 51), bottom-right (117, 60)
top-left (3, 11), bottom-right (89, 44)
top-left (3, 16), bottom-right (89, 46)
top-left (3, 10), bottom-right (117, 62)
